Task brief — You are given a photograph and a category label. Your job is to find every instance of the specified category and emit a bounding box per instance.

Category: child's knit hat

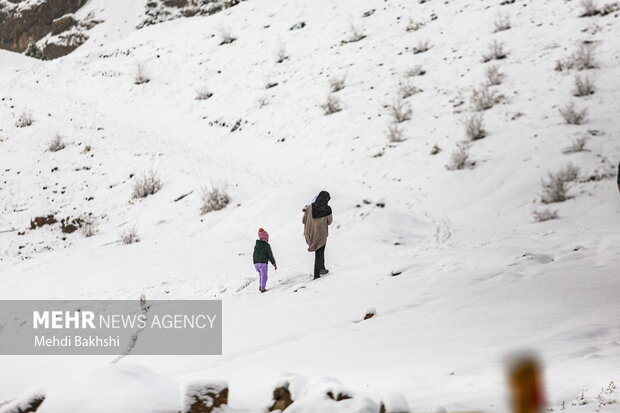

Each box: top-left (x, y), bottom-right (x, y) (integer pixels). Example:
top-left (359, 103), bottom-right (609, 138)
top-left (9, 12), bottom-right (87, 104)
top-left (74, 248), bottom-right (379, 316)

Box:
top-left (258, 228), bottom-right (269, 242)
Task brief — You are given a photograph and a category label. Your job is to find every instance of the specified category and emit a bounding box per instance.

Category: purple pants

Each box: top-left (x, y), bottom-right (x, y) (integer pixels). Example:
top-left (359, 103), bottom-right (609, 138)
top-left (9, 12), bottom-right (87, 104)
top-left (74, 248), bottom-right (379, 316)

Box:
top-left (255, 263), bottom-right (268, 290)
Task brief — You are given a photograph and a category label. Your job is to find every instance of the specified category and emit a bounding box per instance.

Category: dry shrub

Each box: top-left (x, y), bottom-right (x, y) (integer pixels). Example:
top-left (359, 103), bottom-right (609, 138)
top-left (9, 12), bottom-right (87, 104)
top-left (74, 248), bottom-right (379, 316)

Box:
top-left (580, 0), bottom-right (600, 16)
top-left (329, 76), bottom-right (346, 92)
top-left (386, 124), bottom-right (405, 143)
top-left (120, 226), bottom-right (140, 244)
top-left (486, 65), bottom-right (504, 85)
top-left (322, 94), bottom-right (343, 115)
top-left (388, 98), bottom-right (412, 123)
top-left (563, 136), bottom-right (588, 154)
top-left (134, 62), bottom-right (150, 85)
top-left (573, 75), bottom-right (595, 96)
top-left (471, 86), bottom-right (497, 111)
top-left (494, 14), bottom-right (511, 32)
top-left (195, 87), bottom-right (213, 100)
top-left (201, 186), bottom-right (230, 214)
top-left (557, 44), bottom-right (598, 71)
top-left (406, 18), bottom-right (424, 32)
top-left (447, 141), bottom-right (473, 170)
top-left (540, 164), bottom-right (580, 203)
top-left (346, 24), bottom-right (366, 43)
top-left (399, 79), bottom-right (422, 98)
top-left (257, 95), bottom-right (269, 108)
top-left (218, 26), bottom-right (236, 45)
top-left (405, 65), bottom-right (426, 77)
top-left (532, 209), bottom-right (559, 222)
top-left (482, 40), bottom-right (507, 62)
top-left (413, 39), bottom-right (431, 54)
top-left (276, 47), bottom-right (289, 63)
top-left (48, 133), bottom-right (65, 152)
top-left (559, 101), bottom-right (588, 125)
top-left (464, 114), bottom-right (486, 140)
top-left (15, 111), bottom-right (34, 128)
top-left (132, 169), bottom-right (162, 199)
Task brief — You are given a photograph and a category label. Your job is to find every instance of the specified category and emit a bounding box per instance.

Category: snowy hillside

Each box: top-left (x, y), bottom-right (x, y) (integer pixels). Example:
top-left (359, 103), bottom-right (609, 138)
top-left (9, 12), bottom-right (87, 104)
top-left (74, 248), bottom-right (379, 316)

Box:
top-left (0, 0), bottom-right (619, 411)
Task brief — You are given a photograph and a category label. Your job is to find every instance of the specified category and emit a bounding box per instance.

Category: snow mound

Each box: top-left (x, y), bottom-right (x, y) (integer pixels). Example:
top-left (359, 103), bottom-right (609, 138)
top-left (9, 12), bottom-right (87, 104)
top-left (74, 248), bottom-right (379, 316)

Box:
top-left (273, 374), bottom-right (380, 413)
top-left (0, 50), bottom-right (33, 72)
top-left (35, 364), bottom-right (179, 413)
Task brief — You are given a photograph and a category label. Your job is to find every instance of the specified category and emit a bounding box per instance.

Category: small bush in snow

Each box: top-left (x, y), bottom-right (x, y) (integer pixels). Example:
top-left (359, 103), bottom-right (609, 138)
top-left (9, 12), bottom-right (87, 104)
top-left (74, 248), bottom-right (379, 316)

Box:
top-left (132, 169), bottom-right (162, 199)
top-left (48, 133), bottom-right (65, 152)
top-left (406, 18), bottom-right (424, 32)
top-left (200, 186), bottom-right (230, 214)
top-left (482, 40), bottom-right (507, 62)
top-left (558, 163), bottom-right (581, 182)
top-left (563, 136), bottom-right (588, 153)
top-left (600, 3), bottom-right (620, 15)
top-left (573, 75), bottom-right (595, 97)
top-left (364, 307), bottom-right (377, 320)
top-left (558, 44), bottom-right (597, 71)
top-left (218, 27), bottom-right (236, 45)
top-left (321, 94), bottom-right (343, 115)
top-left (346, 24), bottom-right (366, 43)
top-left (276, 47), bottom-right (289, 63)
top-left (386, 124), bottom-right (405, 143)
top-left (572, 390), bottom-right (588, 406)
top-left (559, 101), bottom-right (588, 125)
top-left (257, 95), bottom-right (269, 108)
top-left (24, 41), bottom-right (45, 60)
top-left (15, 111), bottom-right (34, 128)
top-left (580, 0), bottom-right (600, 16)
top-left (464, 114), bottom-right (486, 140)
top-left (540, 164), bottom-right (581, 204)
top-left (413, 39), bottom-right (432, 54)
top-left (264, 76), bottom-right (279, 89)
top-left (195, 87), bottom-right (213, 100)
top-left (134, 62), bottom-right (150, 85)
top-left (447, 141), bottom-right (473, 170)
top-left (399, 79), bottom-right (422, 99)
top-left (532, 209), bottom-right (559, 222)
top-left (470, 86), bottom-right (497, 111)
top-left (81, 216), bottom-right (98, 237)
top-left (494, 14), bottom-right (511, 32)
top-left (120, 226), bottom-right (140, 245)
top-left (485, 65), bottom-right (504, 85)
top-left (388, 98), bottom-right (412, 123)
top-left (573, 44), bottom-right (597, 70)
top-left (329, 76), bottom-right (346, 92)
top-left (405, 65), bottom-right (426, 77)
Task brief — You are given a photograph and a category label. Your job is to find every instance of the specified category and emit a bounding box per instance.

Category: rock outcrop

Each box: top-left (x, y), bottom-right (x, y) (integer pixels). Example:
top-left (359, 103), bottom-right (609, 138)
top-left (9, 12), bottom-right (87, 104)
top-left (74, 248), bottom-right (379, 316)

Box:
top-left (180, 381), bottom-right (229, 413)
top-left (0, 0), bottom-right (86, 52)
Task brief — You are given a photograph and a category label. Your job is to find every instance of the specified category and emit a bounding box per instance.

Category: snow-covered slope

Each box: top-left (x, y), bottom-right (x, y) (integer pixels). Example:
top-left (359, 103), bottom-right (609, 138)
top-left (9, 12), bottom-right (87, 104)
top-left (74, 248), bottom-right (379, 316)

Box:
top-left (0, 0), bottom-right (619, 411)
top-left (0, 49), bottom-right (33, 71)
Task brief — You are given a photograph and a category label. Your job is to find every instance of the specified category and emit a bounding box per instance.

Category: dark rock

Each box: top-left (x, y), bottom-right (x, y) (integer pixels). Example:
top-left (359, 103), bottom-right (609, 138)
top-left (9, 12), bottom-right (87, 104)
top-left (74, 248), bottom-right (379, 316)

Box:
top-left (51, 14), bottom-right (76, 35)
top-left (61, 217), bottom-right (84, 234)
top-left (326, 391), bottom-right (352, 401)
top-left (0, 0), bottom-right (86, 52)
top-left (269, 384), bottom-right (294, 412)
top-left (3, 395), bottom-right (45, 413)
top-left (42, 32), bottom-right (87, 59)
top-left (163, 0), bottom-right (188, 7)
top-left (30, 215), bottom-right (57, 229)
top-left (290, 21), bottom-right (306, 30)
top-left (182, 383), bottom-right (228, 413)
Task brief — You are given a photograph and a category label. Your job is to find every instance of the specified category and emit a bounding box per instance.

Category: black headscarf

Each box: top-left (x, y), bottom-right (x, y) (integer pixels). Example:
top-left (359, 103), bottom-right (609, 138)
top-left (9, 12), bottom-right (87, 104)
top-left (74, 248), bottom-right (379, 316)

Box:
top-left (312, 191), bottom-right (332, 219)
